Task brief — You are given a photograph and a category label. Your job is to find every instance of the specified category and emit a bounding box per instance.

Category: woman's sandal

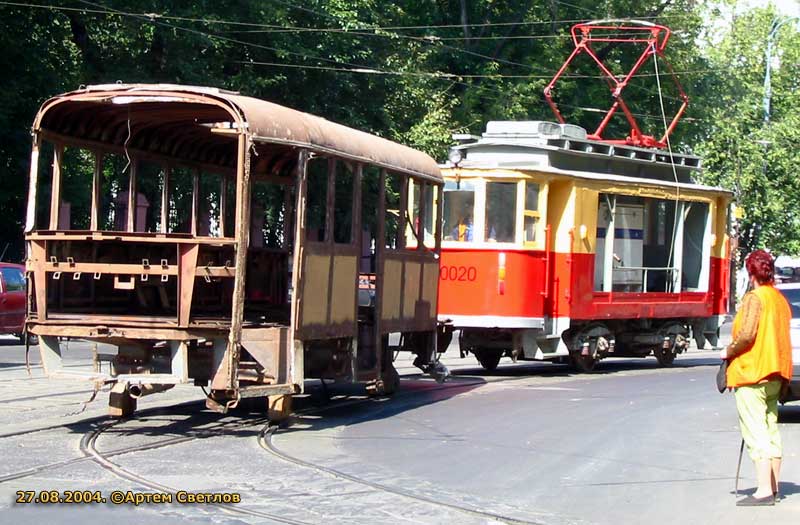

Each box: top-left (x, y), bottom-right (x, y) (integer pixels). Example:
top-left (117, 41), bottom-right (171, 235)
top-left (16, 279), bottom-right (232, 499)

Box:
top-left (736, 494), bottom-right (775, 506)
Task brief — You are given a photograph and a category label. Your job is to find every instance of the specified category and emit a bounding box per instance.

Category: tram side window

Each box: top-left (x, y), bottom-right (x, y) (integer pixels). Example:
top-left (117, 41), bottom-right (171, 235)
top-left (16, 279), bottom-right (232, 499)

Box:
top-left (524, 182), bottom-right (540, 243)
top-left (58, 147), bottom-right (93, 230)
top-left (642, 199), bottom-right (677, 292)
top-left (408, 179), bottom-right (435, 248)
top-left (594, 194), bottom-right (646, 292)
top-left (251, 181), bottom-right (287, 248)
top-left (305, 157), bottom-right (329, 242)
top-left (167, 168), bottom-right (195, 233)
top-left (384, 172), bottom-right (403, 249)
top-left (333, 161), bottom-right (354, 244)
top-left (442, 180), bottom-right (476, 242)
top-left (485, 182), bottom-right (517, 243)
top-left (359, 166), bottom-right (381, 272)
top-left (682, 202), bottom-right (710, 291)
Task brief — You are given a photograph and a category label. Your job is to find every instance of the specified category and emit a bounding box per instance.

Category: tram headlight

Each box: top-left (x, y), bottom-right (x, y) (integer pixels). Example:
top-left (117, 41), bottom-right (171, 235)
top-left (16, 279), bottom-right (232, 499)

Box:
top-left (579, 224), bottom-right (588, 240)
top-left (448, 148), bottom-right (463, 166)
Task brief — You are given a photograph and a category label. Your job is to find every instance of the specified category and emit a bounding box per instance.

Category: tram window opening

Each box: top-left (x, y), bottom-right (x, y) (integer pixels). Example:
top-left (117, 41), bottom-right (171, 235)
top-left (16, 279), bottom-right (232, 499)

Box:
top-left (305, 157), bottom-right (328, 242)
top-left (194, 172), bottom-right (219, 237)
top-left (384, 172), bottom-right (403, 249)
top-left (58, 147), bottom-right (93, 230)
top-left (485, 182), bottom-right (517, 243)
top-left (334, 162), bottom-right (354, 244)
top-left (408, 179), bottom-right (435, 248)
top-left (594, 194), bottom-right (646, 292)
top-left (135, 161), bottom-right (163, 233)
top-left (524, 182), bottom-right (541, 243)
top-left (442, 180), bottom-right (476, 242)
top-left (682, 202), bottom-right (710, 291)
top-left (100, 153), bottom-right (132, 231)
top-left (223, 176), bottom-right (236, 238)
top-left (360, 166), bottom-right (381, 272)
top-left (251, 181), bottom-right (287, 248)
top-left (167, 167), bottom-right (194, 233)
top-left (34, 141), bottom-right (54, 230)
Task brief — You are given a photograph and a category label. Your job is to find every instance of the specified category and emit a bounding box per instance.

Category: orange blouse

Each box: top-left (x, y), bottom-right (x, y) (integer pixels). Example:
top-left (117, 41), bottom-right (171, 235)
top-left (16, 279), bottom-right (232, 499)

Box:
top-left (726, 285), bottom-right (793, 388)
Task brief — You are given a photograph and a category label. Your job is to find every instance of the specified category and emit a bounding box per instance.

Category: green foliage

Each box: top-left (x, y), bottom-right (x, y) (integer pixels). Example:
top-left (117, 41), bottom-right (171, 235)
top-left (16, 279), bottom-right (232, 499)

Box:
top-left (695, 5), bottom-right (800, 256)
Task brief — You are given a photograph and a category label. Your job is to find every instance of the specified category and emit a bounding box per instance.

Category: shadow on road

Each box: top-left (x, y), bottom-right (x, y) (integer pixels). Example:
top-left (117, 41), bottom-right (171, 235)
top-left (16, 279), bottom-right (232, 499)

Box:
top-left (450, 353), bottom-right (720, 379)
top-left (277, 376), bottom-right (485, 436)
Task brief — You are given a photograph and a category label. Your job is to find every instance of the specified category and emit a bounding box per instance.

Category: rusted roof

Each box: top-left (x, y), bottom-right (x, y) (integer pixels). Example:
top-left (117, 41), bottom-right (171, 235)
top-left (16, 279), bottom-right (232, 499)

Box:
top-left (33, 84), bottom-right (442, 182)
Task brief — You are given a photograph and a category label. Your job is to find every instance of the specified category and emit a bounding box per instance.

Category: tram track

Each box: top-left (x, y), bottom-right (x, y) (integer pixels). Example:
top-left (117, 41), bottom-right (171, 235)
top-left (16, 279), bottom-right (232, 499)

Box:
top-left (80, 421), bottom-right (310, 525)
top-left (2, 375), bottom-right (578, 523)
top-left (0, 416), bottom-right (270, 484)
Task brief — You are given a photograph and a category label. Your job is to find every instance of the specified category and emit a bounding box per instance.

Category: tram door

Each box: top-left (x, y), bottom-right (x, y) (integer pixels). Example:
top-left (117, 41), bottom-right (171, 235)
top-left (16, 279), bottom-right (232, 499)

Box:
top-left (295, 156), bottom-right (361, 344)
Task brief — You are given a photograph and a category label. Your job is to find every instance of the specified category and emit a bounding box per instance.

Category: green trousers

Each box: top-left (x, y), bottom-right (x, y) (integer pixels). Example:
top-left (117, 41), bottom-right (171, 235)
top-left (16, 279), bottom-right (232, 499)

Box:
top-left (734, 380), bottom-right (783, 461)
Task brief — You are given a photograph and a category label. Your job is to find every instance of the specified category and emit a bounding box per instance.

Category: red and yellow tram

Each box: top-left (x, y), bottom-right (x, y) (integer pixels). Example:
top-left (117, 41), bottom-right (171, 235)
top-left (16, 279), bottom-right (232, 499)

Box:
top-left (437, 121), bottom-right (732, 371)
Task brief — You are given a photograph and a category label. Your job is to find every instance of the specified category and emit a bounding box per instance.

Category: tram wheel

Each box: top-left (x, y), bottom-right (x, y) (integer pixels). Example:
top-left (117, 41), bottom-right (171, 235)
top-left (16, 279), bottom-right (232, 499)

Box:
top-left (654, 323), bottom-right (688, 367)
top-left (367, 361), bottom-right (400, 397)
top-left (568, 352), bottom-right (597, 373)
top-left (474, 349), bottom-right (503, 371)
top-left (653, 347), bottom-right (676, 367)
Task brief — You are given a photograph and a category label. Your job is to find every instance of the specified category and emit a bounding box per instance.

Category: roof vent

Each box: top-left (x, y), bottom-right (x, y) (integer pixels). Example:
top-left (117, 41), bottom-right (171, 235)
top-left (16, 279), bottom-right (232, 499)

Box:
top-left (482, 121), bottom-right (587, 140)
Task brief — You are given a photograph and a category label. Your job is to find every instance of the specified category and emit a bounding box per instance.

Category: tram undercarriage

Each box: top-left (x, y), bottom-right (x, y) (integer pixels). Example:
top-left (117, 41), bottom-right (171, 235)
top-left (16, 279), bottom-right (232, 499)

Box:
top-left (458, 315), bottom-right (723, 373)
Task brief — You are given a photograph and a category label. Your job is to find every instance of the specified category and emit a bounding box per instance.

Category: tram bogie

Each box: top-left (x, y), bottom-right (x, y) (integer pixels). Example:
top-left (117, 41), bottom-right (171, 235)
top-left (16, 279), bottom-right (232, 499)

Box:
top-left (439, 120), bottom-right (732, 372)
top-left (25, 84), bottom-right (446, 417)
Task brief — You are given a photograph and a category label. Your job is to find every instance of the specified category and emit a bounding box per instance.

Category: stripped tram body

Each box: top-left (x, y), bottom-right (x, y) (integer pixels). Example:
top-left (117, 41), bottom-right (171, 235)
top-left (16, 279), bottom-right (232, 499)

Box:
top-left (24, 84), bottom-right (444, 416)
top-left (439, 121), bottom-right (732, 371)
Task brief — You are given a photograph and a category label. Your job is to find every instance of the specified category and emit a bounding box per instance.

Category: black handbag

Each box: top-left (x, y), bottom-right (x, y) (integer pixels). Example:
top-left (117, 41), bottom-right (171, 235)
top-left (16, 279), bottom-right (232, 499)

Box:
top-left (716, 359), bottom-right (728, 393)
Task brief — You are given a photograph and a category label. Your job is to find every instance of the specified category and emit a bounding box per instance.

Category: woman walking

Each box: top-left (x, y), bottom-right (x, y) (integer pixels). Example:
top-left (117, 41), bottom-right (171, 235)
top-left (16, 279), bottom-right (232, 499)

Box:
top-left (720, 249), bottom-right (794, 506)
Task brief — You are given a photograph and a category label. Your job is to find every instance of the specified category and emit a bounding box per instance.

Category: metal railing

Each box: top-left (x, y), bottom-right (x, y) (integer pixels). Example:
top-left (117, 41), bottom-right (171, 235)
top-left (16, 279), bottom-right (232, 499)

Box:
top-left (612, 266), bottom-right (679, 293)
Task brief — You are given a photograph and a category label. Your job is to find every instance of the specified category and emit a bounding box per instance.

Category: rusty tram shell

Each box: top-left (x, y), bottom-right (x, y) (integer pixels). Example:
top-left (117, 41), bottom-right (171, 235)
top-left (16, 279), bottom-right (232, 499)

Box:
top-left (25, 84), bottom-right (446, 417)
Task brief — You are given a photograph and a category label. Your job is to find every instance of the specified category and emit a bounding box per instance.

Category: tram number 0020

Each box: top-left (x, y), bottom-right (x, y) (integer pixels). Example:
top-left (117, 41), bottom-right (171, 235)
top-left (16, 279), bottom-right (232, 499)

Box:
top-left (440, 265), bottom-right (477, 282)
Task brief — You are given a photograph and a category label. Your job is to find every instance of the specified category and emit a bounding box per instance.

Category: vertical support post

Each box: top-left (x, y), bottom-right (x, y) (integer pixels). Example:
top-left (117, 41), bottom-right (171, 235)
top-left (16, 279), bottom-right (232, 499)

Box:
top-left (603, 194), bottom-right (616, 293)
top-left (226, 135), bottom-right (252, 391)
top-left (49, 145), bottom-right (64, 230)
top-left (160, 166), bottom-right (170, 234)
top-left (38, 335), bottom-right (63, 376)
top-left (474, 179), bottom-right (487, 243)
top-left (350, 164), bottom-right (363, 380)
top-left (177, 244), bottom-right (199, 327)
top-left (90, 153), bottom-right (103, 230)
top-left (127, 160), bottom-right (137, 232)
top-left (191, 169), bottom-right (199, 236)
top-left (374, 169), bottom-right (386, 379)
top-left (434, 183), bottom-right (443, 253)
top-left (25, 135), bottom-right (41, 234)
top-left (219, 176), bottom-right (227, 237)
top-left (289, 150), bottom-right (309, 390)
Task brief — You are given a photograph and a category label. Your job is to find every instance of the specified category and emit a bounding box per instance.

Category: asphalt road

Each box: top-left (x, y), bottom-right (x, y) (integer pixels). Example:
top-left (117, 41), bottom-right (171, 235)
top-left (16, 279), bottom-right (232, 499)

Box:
top-left (0, 331), bottom-right (797, 524)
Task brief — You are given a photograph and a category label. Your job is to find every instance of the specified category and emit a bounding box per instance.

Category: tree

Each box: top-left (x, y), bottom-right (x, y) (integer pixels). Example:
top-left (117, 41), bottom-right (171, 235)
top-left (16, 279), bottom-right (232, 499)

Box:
top-left (695, 5), bottom-right (800, 256)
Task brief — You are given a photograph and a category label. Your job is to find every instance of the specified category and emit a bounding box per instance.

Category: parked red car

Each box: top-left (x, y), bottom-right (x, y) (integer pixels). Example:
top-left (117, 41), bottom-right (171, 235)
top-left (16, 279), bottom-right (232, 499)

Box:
top-left (0, 262), bottom-right (26, 342)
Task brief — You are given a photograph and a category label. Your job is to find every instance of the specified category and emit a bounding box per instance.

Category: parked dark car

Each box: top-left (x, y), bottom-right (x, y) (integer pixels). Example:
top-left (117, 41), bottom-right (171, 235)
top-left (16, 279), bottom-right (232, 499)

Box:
top-left (0, 262), bottom-right (26, 342)
top-left (776, 283), bottom-right (800, 403)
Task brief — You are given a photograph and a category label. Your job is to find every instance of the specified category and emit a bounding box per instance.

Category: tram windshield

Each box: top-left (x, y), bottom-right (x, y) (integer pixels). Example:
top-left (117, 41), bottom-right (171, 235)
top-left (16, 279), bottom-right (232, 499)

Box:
top-left (442, 180), bottom-right (476, 242)
top-left (485, 182), bottom-right (517, 242)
